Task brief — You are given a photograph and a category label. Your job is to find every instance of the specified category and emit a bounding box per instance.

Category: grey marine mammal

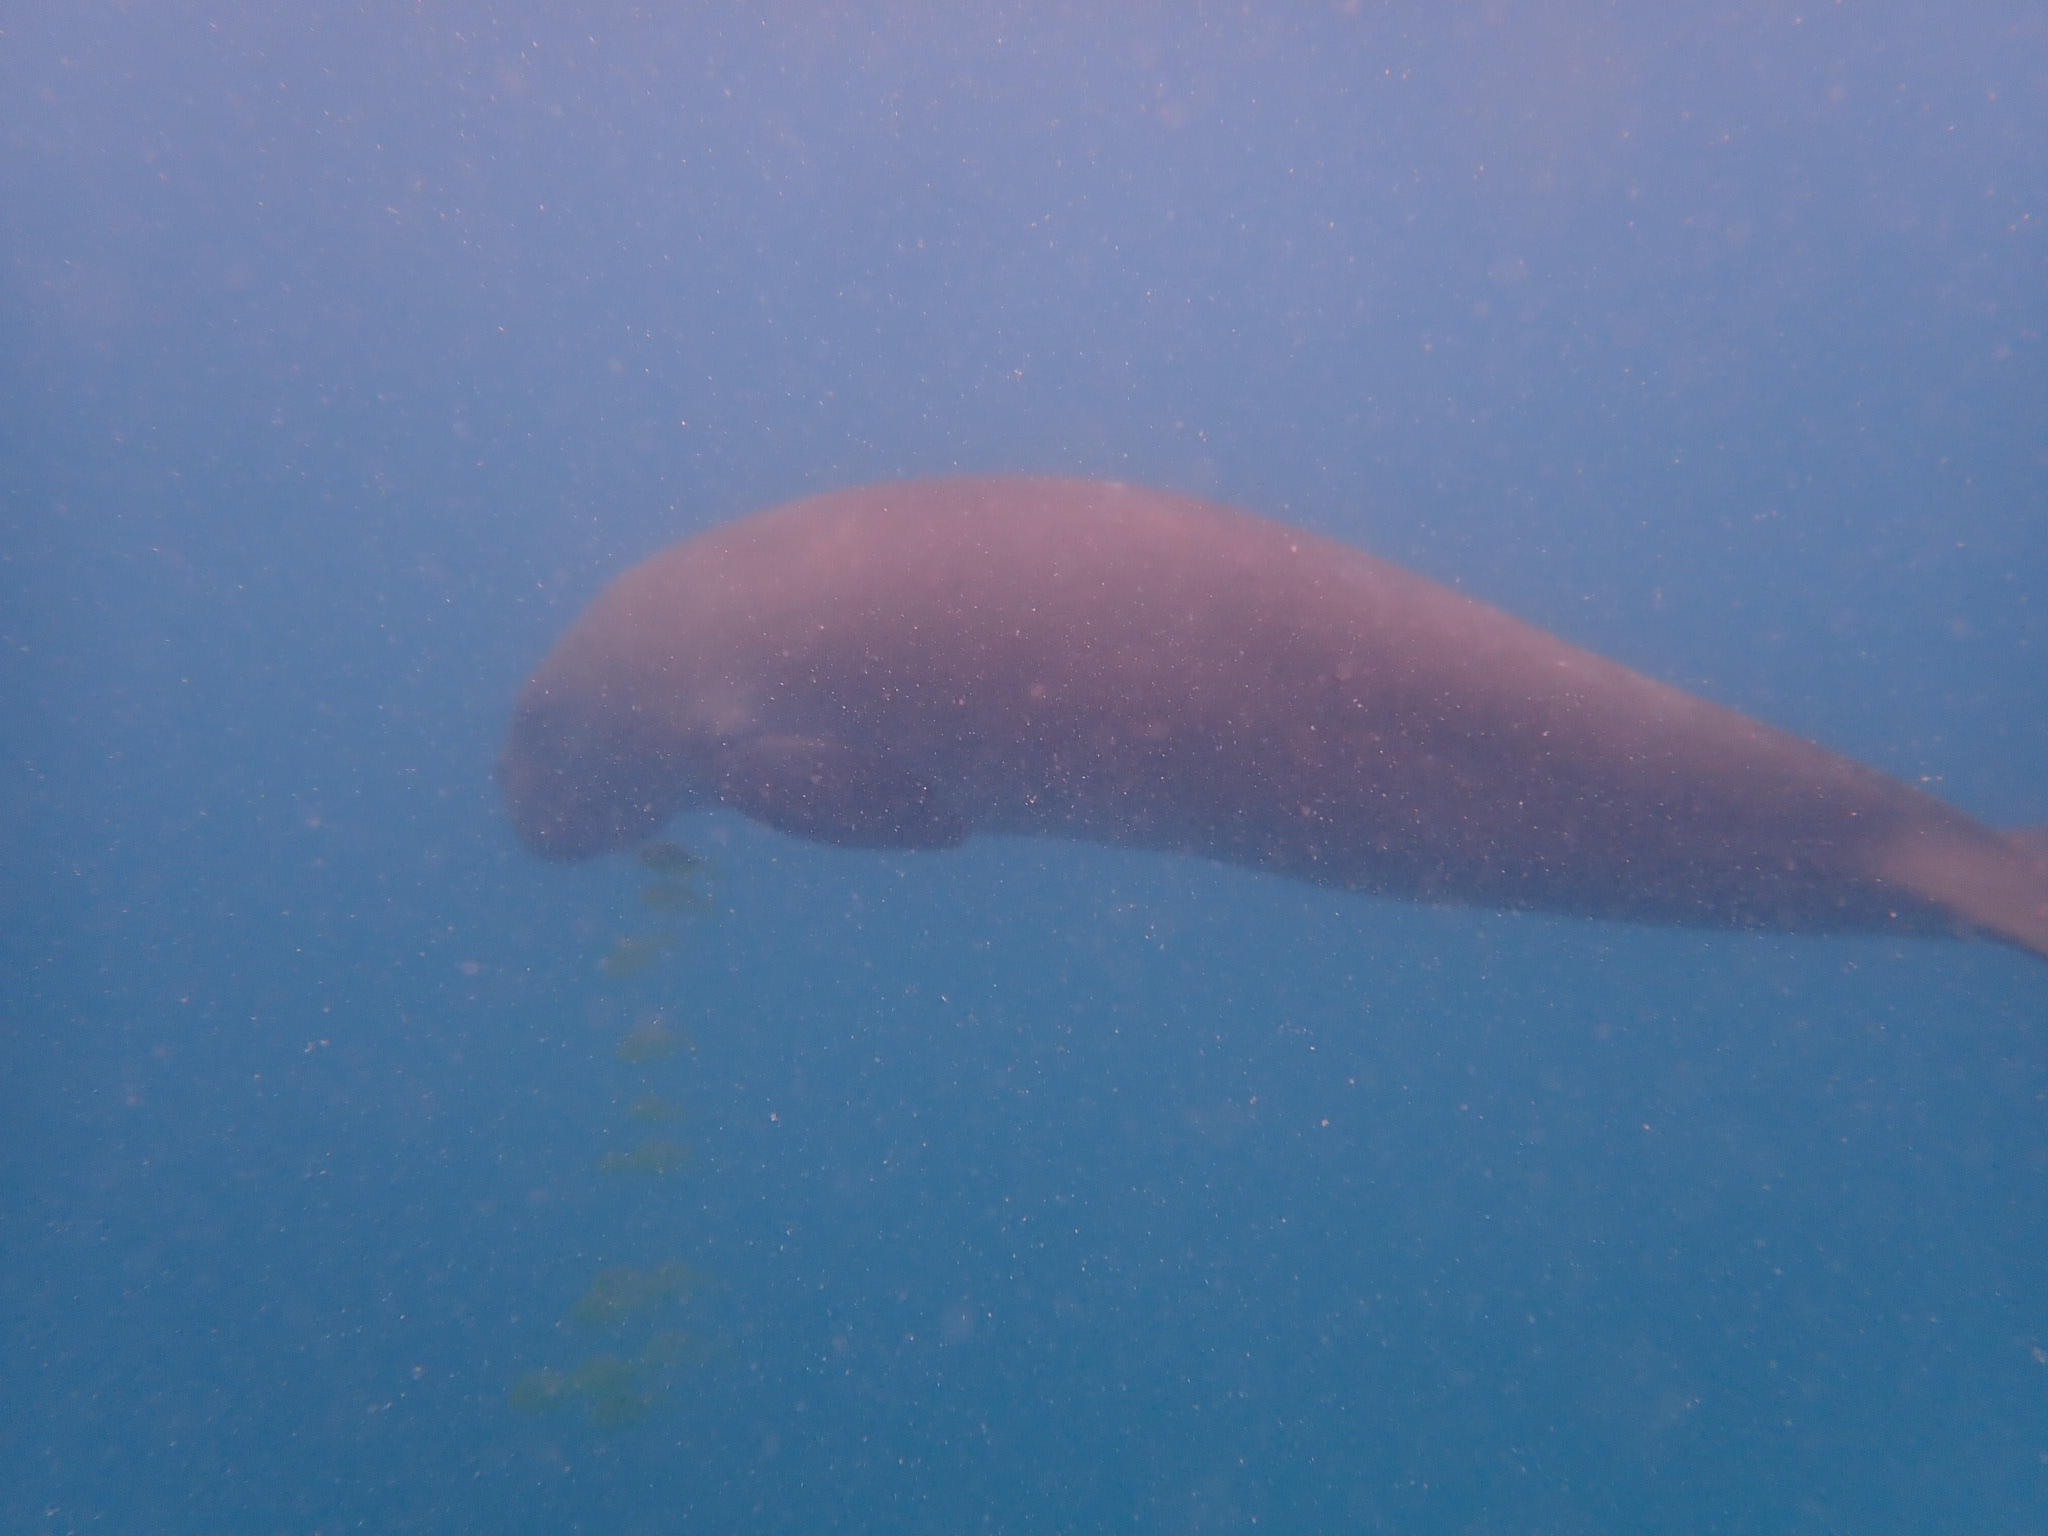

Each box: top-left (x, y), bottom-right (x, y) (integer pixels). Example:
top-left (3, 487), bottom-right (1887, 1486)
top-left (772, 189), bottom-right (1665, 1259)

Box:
top-left (501, 476), bottom-right (2048, 960)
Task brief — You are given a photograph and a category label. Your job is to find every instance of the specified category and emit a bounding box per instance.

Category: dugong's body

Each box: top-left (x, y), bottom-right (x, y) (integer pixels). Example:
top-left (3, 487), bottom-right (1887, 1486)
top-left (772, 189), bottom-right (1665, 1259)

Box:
top-left (502, 476), bottom-right (2048, 959)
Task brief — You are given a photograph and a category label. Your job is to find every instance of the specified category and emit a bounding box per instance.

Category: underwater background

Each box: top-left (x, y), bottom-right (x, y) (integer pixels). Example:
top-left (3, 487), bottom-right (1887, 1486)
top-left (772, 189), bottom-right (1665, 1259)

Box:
top-left (3, 3), bottom-right (2045, 1532)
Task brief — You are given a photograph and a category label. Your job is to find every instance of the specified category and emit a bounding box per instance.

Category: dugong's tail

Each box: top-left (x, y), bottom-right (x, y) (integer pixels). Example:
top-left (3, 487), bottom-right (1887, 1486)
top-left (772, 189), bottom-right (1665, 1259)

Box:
top-left (1882, 827), bottom-right (2048, 961)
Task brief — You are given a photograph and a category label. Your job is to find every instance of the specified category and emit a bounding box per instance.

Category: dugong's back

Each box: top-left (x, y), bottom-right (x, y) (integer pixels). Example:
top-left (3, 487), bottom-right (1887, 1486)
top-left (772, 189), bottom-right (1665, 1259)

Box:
top-left (502, 476), bottom-right (2048, 959)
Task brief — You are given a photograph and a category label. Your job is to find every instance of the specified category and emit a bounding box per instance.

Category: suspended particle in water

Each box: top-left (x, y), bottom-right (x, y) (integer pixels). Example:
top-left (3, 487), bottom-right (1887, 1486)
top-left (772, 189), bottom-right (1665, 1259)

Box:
top-left (636, 840), bottom-right (701, 875)
top-left (599, 933), bottom-right (673, 979)
top-left (598, 1138), bottom-right (692, 1176)
top-left (615, 1018), bottom-right (686, 1063)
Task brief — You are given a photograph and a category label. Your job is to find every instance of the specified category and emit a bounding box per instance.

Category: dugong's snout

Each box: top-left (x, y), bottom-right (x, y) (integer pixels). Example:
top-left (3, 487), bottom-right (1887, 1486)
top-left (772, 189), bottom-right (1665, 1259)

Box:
top-left (499, 689), bottom-right (695, 861)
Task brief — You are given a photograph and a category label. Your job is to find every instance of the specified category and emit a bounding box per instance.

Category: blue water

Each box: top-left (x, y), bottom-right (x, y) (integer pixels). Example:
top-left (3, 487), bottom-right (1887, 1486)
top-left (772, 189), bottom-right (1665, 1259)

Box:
top-left (4, 4), bottom-right (2044, 1532)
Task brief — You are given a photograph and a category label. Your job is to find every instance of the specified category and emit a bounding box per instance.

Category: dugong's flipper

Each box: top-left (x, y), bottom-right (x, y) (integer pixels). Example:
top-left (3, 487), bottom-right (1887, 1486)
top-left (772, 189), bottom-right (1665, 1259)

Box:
top-left (712, 734), bottom-right (969, 850)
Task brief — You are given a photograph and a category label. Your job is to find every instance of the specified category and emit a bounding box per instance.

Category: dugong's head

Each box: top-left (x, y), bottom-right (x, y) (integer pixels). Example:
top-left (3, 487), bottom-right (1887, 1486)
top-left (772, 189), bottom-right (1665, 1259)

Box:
top-left (498, 674), bottom-right (708, 861)
top-left (502, 646), bottom-right (969, 861)
top-left (498, 489), bottom-right (973, 862)
top-left (498, 548), bottom-right (741, 861)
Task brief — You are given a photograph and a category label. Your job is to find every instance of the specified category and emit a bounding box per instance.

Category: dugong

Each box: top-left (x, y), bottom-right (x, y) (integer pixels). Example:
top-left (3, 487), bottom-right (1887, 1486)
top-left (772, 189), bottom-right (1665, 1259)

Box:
top-left (501, 476), bottom-right (2048, 960)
